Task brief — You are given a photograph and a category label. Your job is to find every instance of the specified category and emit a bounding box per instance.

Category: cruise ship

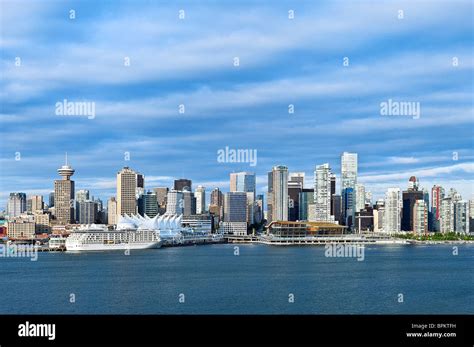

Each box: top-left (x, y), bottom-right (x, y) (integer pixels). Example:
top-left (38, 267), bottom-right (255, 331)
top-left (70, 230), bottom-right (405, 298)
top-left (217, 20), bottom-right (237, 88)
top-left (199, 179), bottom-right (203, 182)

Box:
top-left (65, 217), bottom-right (162, 251)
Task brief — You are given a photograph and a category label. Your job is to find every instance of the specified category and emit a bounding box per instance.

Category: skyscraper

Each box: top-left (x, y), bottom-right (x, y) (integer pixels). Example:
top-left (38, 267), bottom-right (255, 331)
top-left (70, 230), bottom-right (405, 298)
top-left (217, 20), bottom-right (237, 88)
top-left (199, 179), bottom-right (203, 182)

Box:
top-left (313, 163), bottom-right (333, 222)
top-left (7, 192), bottom-right (26, 218)
top-left (138, 191), bottom-right (159, 217)
top-left (454, 200), bottom-right (469, 234)
top-left (288, 181), bottom-right (302, 221)
top-left (267, 171), bottom-right (274, 223)
top-left (182, 189), bottom-right (196, 216)
top-left (223, 192), bottom-right (247, 222)
top-left (440, 197), bottom-right (454, 233)
top-left (78, 200), bottom-right (97, 224)
top-left (174, 179), bottom-right (192, 192)
top-left (116, 167), bottom-right (138, 217)
top-left (107, 197), bottom-right (117, 225)
top-left (230, 172), bottom-right (256, 195)
top-left (54, 155), bottom-right (75, 224)
top-left (166, 190), bottom-right (184, 215)
top-left (27, 195), bottom-right (43, 213)
top-left (413, 199), bottom-right (428, 234)
top-left (341, 152), bottom-right (358, 227)
top-left (383, 188), bottom-right (401, 232)
top-left (401, 176), bottom-right (423, 231)
top-left (75, 189), bottom-right (90, 221)
top-left (299, 188), bottom-right (314, 221)
top-left (270, 165), bottom-right (288, 222)
top-left (289, 172), bottom-right (305, 189)
top-left (431, 185), bottom-right (445, 232)
top-left (195, 185), bottom-right (206, 214)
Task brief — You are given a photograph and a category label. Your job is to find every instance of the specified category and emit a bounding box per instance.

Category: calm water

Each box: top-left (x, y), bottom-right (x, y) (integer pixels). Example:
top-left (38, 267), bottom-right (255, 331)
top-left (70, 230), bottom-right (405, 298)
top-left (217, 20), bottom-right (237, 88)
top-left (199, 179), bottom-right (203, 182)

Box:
top-left (0, 244), bottom-right (473, 314)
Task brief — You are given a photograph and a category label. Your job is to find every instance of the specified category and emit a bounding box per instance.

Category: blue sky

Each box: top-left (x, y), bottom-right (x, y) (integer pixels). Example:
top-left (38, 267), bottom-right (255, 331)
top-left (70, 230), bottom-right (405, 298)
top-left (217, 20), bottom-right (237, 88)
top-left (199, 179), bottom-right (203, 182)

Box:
top-left (0, 0), bottom-right (473, 208)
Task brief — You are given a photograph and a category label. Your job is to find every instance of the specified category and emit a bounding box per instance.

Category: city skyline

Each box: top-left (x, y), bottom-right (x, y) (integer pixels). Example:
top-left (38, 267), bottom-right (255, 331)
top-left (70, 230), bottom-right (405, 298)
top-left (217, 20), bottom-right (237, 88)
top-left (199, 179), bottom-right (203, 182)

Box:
top-left (1, 0), bottom-right (473, 208)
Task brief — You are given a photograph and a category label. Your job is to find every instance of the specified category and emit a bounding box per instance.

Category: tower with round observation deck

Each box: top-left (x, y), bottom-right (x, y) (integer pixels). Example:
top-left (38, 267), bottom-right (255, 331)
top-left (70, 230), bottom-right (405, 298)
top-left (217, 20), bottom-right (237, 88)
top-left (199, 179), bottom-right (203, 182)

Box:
top-left (54, 153), bottom-right (75, 225)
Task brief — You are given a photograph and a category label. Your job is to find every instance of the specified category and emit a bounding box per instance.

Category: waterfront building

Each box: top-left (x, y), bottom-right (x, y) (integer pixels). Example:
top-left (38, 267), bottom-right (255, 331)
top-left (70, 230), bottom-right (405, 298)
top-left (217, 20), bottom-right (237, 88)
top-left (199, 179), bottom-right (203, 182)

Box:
top-left (182, 214), bottom-right (213, 233)
top-left (174, 179), bottom-right (192, 192)
top-left (266, 221), bottom-right (347, 239)
top-left (383, 188), bottom-right (401, 233)
top-left (413, 199), bottom-right (428, 234)
top-left (107, 197), bottom-right (117, 225)
top-left (440, 197), bottom-right (454, 233)
top-left (117, 167), bottom-right (138, 218)
top-left (431, 185), bottom-right (445, 232)
top-left (7, 192), bottom-right (26, 218)
top-left (166, 190), bottom-right (184, 215)
top-left (269, 165), bottom-right (288, 222)
top-left (298, 188), bottom-right (314, 221)
top-left (54, 156), bottom-right (75, 224)
top-left (354, 206), bottom-right (374, 232)
top-left (220, 221), bottom-right (247, 235)
top-left (195, 185), bottom-right (206, 214)
top-left (454, 200), bottom-right (469, 234)
top-left (7, 218), bottom-right (35, 239)
top-left (313, 163), bottom-right (334, 222)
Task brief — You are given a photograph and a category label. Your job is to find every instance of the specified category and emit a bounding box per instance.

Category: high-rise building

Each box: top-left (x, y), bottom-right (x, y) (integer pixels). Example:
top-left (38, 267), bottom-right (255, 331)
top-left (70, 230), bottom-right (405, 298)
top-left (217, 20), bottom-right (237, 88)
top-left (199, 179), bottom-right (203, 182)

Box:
top-left (469, 200), bottom-right (474, 233)
top-left (431, 185), bottom-right (445, 232)
top-left (230, 172), bottom-right (256, 195)
top-left (138, 191), bottom-right (159, 217)
top-left (289, 172), bottom-right (305, 189)
top-left (136, 173), bottom-right (144, 189)
top-left (7, 193), bottom-right (27, 218)
top-left (153, 187), bottom-right (169, 207)
top-left (267, 171), bottom-right (274, 222)
top-left (54, 155), bottom-right (75, 224)
top-left (383, 188), bottom-right (401, 233)
top-left (288, 181), bottom-right (302, 221)
top-left (454, 200), bottom-right (469, 234)
top-left (440, 197), bottom-right (454, 233)
top-left (48, 192), bottom-right (55, 208)
top-left (166, 190), bottom-right (184, 215)
top-left (373, 200), bottom-right (385, 233)
top-left (270, 165), bottom-right (288, 222)
top-left (331, 194), bottom-right (342, 224)
top-left (27, 195), bottom-right (43, 213)
top-left (210, 187), bottom-right (224, 220)
top-left (182, 189), bottom-right (196, 216)
top-left (299, 188), bottom-right (314, 221)
top-left (341, 152), bottom-right (358, 227)
top-left (75, 189), bottom-right (90, 221)
top-left (255, 194), bottom-right (264, 224)
top-left (223, 192), bottom-right (247, 222)
top-left (78, 201), bottom-right (97, 224)
top-left (413, 199), bottom-right (428, 234)
top-left (402, 176), bottom-right (424, 231)
top-left (107, 197), bottom-right (117, 225)
top-left (195, 186), bottom-right (206, 214)
top-left (313, 163), bottom-right (333, 222)
top-left (355, 183), bottom-right (366, 212)
top-left (174, 179), bottom-right (192, 192)
top-left (34, 211), bottom-right (51, 234)
top-left (116, 167), bottom-right (138, 218)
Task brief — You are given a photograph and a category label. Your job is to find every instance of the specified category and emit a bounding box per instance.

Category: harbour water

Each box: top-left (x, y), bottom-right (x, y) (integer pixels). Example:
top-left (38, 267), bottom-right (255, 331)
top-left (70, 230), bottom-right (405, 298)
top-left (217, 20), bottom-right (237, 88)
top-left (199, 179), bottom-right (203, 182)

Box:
top-left (0, 244), bottom-right (472, 314)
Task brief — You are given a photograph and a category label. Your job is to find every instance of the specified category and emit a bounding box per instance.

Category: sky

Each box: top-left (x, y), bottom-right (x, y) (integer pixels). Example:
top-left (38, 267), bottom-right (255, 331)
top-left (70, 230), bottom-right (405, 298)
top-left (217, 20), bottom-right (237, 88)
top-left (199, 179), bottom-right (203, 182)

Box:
top-left (0, 0), bottom-right (473, 209)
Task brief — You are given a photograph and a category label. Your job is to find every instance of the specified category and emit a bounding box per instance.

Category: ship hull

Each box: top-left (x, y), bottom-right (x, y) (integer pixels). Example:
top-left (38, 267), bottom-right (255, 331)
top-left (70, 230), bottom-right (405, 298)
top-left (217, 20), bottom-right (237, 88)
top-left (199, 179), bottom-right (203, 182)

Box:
top-left (65, 241), bottom-right (162, 252)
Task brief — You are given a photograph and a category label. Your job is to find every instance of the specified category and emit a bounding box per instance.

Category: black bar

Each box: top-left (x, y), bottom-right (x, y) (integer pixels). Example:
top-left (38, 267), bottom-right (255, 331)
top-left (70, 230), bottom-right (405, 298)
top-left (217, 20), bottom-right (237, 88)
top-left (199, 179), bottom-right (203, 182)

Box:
top-left (0, 315), bottom-right (472, 346)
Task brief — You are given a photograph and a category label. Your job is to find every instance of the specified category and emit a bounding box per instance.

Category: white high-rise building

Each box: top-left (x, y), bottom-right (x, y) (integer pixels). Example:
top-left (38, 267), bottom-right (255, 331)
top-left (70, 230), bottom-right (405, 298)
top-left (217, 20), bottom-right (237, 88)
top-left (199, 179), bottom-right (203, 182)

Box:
top-left (383, 188), bottom-right (401, 233)
top-left (166, 190), bottom-right (184, 215)
top-left (413, 199), bottom-right (428, 234)
top-left (271, 166), bottom-right (288, 221)
top-left (440, 197), bottom-right (454, 233)
top-left (7, 193), bottom-right (27, 218)
top-left (313, 163), bottom-right (333, 222)
top-left (355, 184), bottom-right (366, 212)
top-left (195, 185), bottom-right (206, 214)
top-left (341, 152), bottom-right (358, 191)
